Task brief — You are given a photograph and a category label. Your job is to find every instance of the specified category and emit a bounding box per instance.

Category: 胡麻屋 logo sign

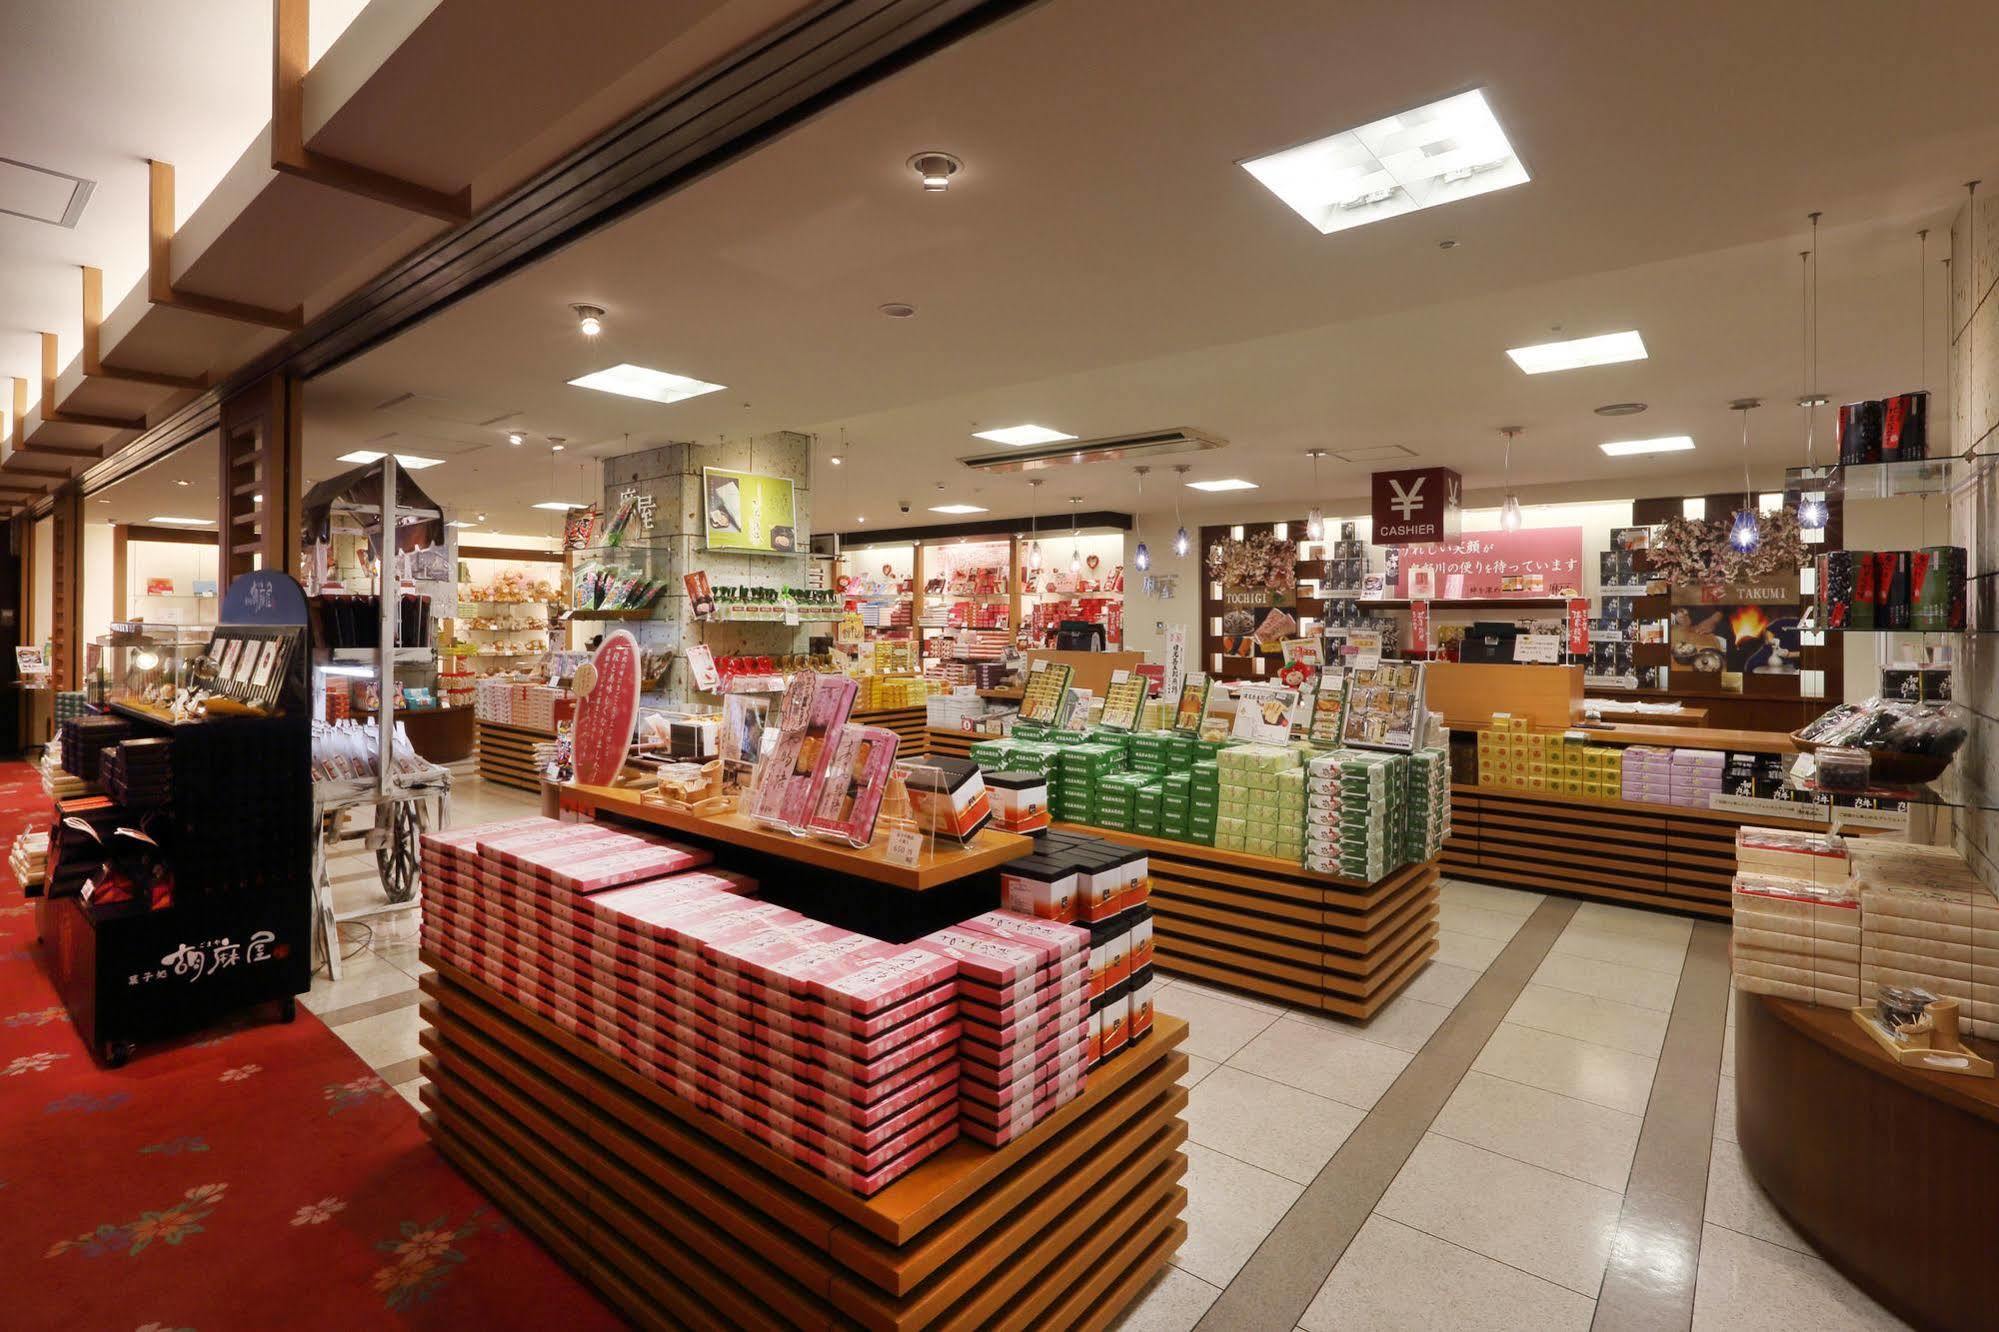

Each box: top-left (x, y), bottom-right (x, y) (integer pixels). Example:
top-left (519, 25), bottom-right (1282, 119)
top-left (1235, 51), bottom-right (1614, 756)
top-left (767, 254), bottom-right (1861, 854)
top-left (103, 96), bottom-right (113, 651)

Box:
top-left (1370, 467), bottom-right (1462, 545)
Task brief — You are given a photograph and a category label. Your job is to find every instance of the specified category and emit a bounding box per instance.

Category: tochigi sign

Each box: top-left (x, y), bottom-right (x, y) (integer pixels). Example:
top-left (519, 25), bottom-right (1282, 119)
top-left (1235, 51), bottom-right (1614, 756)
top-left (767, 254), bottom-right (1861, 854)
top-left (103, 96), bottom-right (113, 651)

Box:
top-left (1370, 467), bottom-right (1462, 545)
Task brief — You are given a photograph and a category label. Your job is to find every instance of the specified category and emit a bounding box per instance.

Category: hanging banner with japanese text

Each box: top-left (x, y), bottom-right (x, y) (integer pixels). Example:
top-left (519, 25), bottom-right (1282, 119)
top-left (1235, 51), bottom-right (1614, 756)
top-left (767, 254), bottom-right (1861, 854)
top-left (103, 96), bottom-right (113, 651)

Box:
top-left (1391, 527), bottom-right (1585, 597)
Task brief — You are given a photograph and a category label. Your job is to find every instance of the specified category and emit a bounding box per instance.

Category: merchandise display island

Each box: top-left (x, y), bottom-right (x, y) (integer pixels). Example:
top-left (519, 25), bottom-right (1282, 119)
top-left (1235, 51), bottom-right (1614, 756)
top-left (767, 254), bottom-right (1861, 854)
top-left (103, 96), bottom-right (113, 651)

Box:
top-left (417, 788), bottom-right (1190, 1330)
top-left (1736, 992), bottom-right (1999, 1332)
top-left (1051, 824), bottom-right (1437, 1016)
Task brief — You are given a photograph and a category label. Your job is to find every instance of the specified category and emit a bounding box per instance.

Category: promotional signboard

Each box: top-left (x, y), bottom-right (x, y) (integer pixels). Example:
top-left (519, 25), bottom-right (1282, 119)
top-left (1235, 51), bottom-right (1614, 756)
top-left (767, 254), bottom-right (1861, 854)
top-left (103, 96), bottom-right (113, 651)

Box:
top-left (1370, 467), bottom-right (1462, 545)
top-left (1389, 527), bottom-right (1584, 597)
top-left (703, 467), bottom-right (799, 555)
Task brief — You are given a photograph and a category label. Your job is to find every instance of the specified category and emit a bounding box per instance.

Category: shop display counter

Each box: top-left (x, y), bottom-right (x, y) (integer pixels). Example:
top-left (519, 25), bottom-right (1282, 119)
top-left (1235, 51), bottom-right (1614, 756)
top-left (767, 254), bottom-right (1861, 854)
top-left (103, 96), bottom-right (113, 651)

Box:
top-left (1052, 823), bottom-right (1439, 1017)
top-left (476, 718), bottom-right (553, 792)
top-left (925, 727), bottom-right (983, 762)
top-left (359, 703), bottom-right (474, 763)
top-left (1736, 992), bottom-right (1999, 1332)
top-left (416, 785), bottom-right (1189, 1330)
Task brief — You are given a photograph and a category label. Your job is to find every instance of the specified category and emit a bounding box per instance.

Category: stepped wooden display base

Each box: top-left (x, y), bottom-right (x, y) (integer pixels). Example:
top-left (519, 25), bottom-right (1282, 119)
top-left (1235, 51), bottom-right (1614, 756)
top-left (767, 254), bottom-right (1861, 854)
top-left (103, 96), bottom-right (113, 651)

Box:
top-left (1050, 824), bottom-right (1440, 1018)
top-left (417, 960), bottom-right (1189, 1331)
top-left (924, 727), bottom-right (981, 761)
top-left (1441, 784), bottom-right (1829, 919)
top-left (853, 706), bottom-right (930, 757)
top-left (476, 719), bottom-right (553, 793)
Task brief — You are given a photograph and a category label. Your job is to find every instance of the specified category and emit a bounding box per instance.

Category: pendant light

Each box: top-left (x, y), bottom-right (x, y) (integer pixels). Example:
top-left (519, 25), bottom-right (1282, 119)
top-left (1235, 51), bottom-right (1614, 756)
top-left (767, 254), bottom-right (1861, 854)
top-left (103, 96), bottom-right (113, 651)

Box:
top-left (1025, 479), bottom-right (1043, 572)
top-left (1171, 465), bottom-right (1191, 557)
top-left (1729, 398), bottom-right (1762, 553)
top-left (1068, 497), bottom-right (1082, 576)
top-left (1795, 214), bottom-right (1830, 532)
top-left (1132, 466), bottom-right (1151, 571)
top-left (1497, 427), bottom-right (1524, 531)
top-left (1304, 450), bottom-right (1328, 541)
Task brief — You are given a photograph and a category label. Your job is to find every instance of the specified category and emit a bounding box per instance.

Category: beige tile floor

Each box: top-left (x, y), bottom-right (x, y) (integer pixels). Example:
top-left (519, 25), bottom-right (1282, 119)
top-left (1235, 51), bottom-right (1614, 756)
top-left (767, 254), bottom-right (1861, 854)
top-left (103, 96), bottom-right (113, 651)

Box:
top-left (305, 787), bottom-right (1909, 1330)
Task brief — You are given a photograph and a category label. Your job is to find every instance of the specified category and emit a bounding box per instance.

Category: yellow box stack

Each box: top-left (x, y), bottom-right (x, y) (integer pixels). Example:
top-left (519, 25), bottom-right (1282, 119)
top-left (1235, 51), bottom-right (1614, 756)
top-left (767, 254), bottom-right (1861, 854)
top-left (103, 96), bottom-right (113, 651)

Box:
top-left (1475, 715), bottom-right (1620, 799)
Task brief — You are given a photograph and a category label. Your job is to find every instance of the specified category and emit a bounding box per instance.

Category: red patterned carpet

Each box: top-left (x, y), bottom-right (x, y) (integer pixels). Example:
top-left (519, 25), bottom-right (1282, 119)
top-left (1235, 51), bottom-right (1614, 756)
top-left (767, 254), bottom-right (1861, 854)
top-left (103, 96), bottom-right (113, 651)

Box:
top-left (0, 761), bottom-right (623, 1330)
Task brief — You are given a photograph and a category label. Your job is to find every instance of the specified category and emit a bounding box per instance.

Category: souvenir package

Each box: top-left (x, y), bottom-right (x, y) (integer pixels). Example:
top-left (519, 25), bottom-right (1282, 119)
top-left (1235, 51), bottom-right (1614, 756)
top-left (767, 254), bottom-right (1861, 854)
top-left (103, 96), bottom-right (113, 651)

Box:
top-left (1341, 661), bottom-right (1424, 752)
top-left (1730, 872), bottom-right (1861, 1009)
top-left (1097, 670), bottom-right (1147, 732)
top-left (1171, 674), bottom-right (1210, 734)
top-left (806, 724), bottom-right (900, 844)
top-left (986, 771), bottom-right (1051, 835)
top-left (1307, 668), bottom-right (1348, 746)
top-left (901, 756), bottom-right (992, 841)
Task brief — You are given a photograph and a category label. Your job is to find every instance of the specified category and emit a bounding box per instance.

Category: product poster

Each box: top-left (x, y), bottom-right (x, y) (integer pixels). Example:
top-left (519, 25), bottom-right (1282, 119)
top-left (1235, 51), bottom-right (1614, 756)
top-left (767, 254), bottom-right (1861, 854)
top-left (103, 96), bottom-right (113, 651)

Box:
top-left (1018, 658), bottom-right (1074, 725)
top-left (1342, 661), bottom-right (1424, 752)
top-left (1230, 682), bottom-right (1300, 744)
top-left (1669, 605), bottom-right (1802, 676)
top-left (1098, 670), bottom-right (1147, 731)
top-left (1172, 674), bottom-right (1210, 734)
top-left (703, 467), bottom-right (798, 555)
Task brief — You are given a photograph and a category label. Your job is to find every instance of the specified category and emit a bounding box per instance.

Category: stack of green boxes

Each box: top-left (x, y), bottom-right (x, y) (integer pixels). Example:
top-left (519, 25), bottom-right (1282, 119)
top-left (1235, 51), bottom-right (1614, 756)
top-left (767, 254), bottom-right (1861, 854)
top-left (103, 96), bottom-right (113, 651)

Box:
top-left (1157, 770), bottom-right (1192, 841)
top-left (1189, 759), bottom-right (1219, 845)
top-left (1134, 777), bottom-right (1164, 837)
top-left (1214, 744), bottom-right (1306, 861)
top-left (969, 740), bottom-right (1014, 771)
top-left (1405, 747), bottom-right (1452, 864)
top-left (1306, 750), bottom-right (1401, 880)
top-left (1055, 742), bottom-right (1125, 826)
top-left (1129, 731), bottom-right (1173, 776)
top-left (1094, 770), bottom-right (1149, 831)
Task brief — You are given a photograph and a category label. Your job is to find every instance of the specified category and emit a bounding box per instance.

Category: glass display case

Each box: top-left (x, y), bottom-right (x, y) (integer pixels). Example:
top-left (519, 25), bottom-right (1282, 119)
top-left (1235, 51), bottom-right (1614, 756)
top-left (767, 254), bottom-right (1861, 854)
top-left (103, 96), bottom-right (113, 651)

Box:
top-left (87, 623), bottom-right (216, 713)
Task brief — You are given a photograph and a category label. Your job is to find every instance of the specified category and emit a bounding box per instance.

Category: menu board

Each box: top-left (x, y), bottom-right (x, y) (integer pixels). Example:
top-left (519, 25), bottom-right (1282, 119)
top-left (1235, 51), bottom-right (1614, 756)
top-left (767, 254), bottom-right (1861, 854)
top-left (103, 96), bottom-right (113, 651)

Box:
top-left (1342, 661), bottom-right (1425, 752)
top-left (1098, 670), bottom-right (1147, 731)
top-left (1230, 682), bottom-right (1300, 744)
top-left (1018, 658), bottom-right (1074, 725)
top-left (1171, 673), bottom-right (1210, 735)
top-left (1307, 667), bottom-right (1349, 746)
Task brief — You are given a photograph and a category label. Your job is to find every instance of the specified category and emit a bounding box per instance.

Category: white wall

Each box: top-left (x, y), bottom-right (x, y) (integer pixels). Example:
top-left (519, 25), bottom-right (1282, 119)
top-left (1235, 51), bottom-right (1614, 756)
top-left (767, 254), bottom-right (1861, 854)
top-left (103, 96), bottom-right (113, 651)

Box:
top-left (30, 517), bottom-right (53, 656)
top-left (126, 538), bottom-right (220, 626)
top-left (81, 522), bottom-right (116, 650)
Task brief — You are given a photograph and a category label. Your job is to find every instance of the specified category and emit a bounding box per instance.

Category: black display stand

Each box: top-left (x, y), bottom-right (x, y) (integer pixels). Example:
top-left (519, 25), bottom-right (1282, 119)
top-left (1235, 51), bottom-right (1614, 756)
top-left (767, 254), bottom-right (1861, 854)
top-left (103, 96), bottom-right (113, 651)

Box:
top-left (37, 571), bottom-right (313, 1066)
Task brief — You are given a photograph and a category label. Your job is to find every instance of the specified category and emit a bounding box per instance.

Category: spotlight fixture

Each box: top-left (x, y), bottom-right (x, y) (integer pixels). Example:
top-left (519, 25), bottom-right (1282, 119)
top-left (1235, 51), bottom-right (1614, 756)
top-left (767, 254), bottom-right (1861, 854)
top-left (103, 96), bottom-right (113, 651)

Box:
top-left (1796, 217), bottom-right (1831, 535)
top-left (508, 431), bottom-right (525, 446)
top-left (1132, 466), bottom-right (1151, 572)
top-left (1728, 398), bottom-right (1762, 553)
top-left (828, 427), bottom-right (847, 467)
top-left (1025, 478), bottom-right (1044, 572)
top-left (549, 437), bottom-right (567, 453)
top-left (572, 304), bottom-right (605, 337)
top-left (1068, 497), bottom-right (1082, 576)
top-left (1171, 465), bottom-right (1191, 557)
top-left (1497, 427), bottom-right (1524, 531)
top-left (908, 152), bottom-right (962, 193)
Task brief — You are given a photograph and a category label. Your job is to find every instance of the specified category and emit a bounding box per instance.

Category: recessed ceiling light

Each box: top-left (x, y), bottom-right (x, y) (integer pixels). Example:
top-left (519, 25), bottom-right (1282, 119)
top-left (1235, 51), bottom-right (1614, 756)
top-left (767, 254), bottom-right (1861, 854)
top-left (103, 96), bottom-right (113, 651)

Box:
top-left (571, 303), bottom-right (605, 337)
top-left (446, 520), bottom-right (476, 528)
top-left (1186, 478), bottom-right (1259, 492)
top-left (1595, 401), bottom-right (1649, 417)
top-left (532, 501), bottom-right (589, 511)
top-left (908, 152), bottom-right (961, 192)
top-left (568, 363), bottom-right (725, 405)
top-left (1506, 330), bottom-right (1647, 374)
top-left (1600, 435), bottom-right (1695, 457)
top-left (972, 424), bottom-right (1077, 447)
top-left (929, 504), bottom-right (988, 515)
top-left (148, 515), bottom-right (213, 526)
top-left (174, 479), bottom-right (190, 487)
top-left (337, 450), bottom-right (443, 469)
top-left (878, 303), bottom-right (917, 319)
top-left (507, 431), bottom-right (525, 445)
top-left (1241, 88), bottom-right (1528, 235)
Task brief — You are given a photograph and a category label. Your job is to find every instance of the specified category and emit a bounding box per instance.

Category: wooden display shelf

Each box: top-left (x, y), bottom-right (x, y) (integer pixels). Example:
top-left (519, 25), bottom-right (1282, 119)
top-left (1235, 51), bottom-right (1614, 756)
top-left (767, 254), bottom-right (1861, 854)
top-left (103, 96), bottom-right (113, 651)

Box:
top-left (556, 783), bottom-right (1031, 892)
top-left (924, 728), bottom-right (988, 761)
top-left (476, 718), bottom-right (553, 793)
top-left (1441, 784), bottom-right (1831, 919)
top-left (418, 962), bottom-right (1189, 1331)
top-left (852, 705), bottom-right (931, 756)
top-left (1049, 823), bottom-right (1440, 1017)
top-left (1450, 718), bottom-right (1797, 754)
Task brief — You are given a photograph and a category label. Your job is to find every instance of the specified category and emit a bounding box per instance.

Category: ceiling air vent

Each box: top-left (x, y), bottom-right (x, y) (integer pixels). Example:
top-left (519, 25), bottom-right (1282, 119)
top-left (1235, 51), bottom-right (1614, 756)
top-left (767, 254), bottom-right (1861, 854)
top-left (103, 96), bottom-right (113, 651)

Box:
top-left (0, 157), bottom-right (93, 228)
top-left (959, 427), bottom-right (1225, 473)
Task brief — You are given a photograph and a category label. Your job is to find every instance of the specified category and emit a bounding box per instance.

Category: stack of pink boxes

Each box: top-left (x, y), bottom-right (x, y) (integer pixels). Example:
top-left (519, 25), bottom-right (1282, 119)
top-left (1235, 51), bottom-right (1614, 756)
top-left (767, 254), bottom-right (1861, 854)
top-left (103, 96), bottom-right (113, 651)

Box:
top-left (920, 911), bottom-right (1091, 1146)
top-left (1669, 748), bottom-right (1726, 808)
top-left (420, 817), bottom-right (966, 1194)
top-left (1620, 746), bottom-right (1674, 805)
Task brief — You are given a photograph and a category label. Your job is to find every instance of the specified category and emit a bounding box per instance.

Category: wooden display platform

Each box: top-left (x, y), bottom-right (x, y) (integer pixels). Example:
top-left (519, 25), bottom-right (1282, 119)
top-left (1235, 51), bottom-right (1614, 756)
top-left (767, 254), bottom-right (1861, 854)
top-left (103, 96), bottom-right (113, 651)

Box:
top-left (556, 783), bottom-right (1033, 893)
top-left (477, 718), bottom-right (553, 792)
top-left (1050, 823), bottom-right (1440, 1018)
top-left (418, 961), bottom-right (1189, 1331)
top-left (1441, 785), bottom-right (1827, 919)
top-left (853, 705), bottom-right (930, 757)
top-left (924, 728), bottom-right (984, 761)
top-left (1736, 993), bottom-right (1999, 1332)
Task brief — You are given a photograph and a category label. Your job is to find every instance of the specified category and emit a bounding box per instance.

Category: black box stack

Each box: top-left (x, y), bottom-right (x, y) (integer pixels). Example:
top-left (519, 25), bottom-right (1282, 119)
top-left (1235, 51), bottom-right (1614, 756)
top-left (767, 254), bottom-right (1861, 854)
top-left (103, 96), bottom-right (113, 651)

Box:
top-left (47, 794), bottom-right (123, 898)
top-left (60, 715), bottom-right (133, 783)
top-left (101, 737), bottom-right (173, 809)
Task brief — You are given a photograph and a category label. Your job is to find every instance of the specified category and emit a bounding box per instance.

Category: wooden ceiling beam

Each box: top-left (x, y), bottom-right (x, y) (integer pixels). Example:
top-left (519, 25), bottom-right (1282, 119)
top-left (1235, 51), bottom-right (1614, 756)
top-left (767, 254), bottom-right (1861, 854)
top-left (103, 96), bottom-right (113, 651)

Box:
top-left (39, 332), bottom-right (142, 438)
top-left (271, 0), bottom-right (471, 223)
top-left (147, 159), bottom-right (304, 331)
top-left (81, 266), bottom-right (207, 390)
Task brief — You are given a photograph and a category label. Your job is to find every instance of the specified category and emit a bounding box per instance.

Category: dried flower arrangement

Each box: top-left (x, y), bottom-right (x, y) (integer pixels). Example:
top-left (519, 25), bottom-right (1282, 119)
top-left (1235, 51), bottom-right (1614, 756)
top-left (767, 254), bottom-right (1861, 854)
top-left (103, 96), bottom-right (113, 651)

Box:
top-left (1647, 509), bottom-right (1807, 587)
top-left (1206, 532), bottom-right (1298, 591)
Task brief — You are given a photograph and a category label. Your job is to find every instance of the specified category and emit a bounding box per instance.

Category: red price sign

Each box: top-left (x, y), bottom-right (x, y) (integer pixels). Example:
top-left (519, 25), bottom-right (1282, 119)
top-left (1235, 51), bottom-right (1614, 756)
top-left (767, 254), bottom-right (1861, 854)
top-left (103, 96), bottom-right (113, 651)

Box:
top-left (1409, 600), bottom-right (1431, 655)
top-left (1567, 598), bottom-right (1591, 655)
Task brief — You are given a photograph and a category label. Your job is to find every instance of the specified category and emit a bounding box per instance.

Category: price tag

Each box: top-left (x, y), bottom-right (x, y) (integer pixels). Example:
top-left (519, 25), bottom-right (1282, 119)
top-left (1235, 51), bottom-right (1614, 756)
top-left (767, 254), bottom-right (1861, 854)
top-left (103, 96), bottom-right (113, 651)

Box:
top-left (784, 606), bottom-right (800, 626)
top-left (884, 826), bottom-right (924, 868)
top-left (1354, 651), bottom-right (1382, 671)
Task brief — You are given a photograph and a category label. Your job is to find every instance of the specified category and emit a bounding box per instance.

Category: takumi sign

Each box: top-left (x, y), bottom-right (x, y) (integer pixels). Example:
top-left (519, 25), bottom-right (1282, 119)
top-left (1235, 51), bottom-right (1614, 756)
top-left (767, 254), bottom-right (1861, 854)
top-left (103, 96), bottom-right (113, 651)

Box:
top-left (1370, 467), bottom-right (1462, 545)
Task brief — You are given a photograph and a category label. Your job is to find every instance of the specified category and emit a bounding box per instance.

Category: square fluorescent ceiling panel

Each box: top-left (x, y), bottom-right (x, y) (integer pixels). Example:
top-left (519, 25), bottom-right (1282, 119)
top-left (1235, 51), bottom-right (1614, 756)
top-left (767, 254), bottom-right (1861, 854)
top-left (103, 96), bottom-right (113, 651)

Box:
top-left (568, 363), bottom-right (726, 405)
top-left (1507, 330), bottom-right (1648, 374)
top-left (1241, 88), bottom-right (1528, 235)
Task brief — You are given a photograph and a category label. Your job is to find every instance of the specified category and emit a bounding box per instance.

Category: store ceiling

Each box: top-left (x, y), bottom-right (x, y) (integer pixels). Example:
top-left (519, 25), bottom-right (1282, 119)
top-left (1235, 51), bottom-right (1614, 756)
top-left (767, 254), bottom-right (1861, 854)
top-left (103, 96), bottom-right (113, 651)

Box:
top-left (305, 0), bottom-right (1999, 535)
